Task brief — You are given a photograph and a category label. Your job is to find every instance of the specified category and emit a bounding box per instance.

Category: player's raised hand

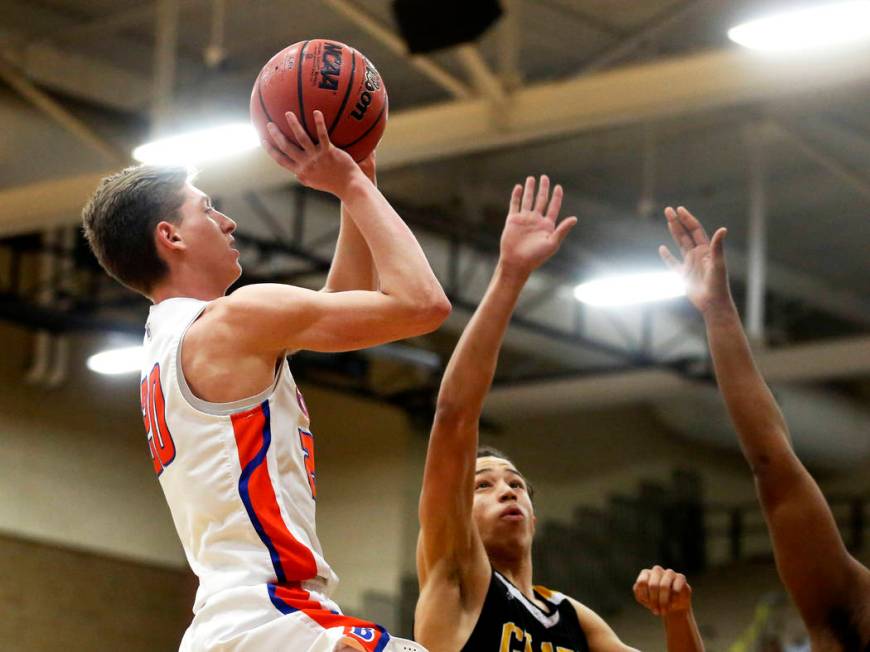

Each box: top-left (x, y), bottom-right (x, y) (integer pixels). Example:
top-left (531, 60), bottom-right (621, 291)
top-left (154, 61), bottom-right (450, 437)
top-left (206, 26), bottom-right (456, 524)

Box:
top-left (659, 206), bottom-right (730, 315)
top-left (263, 110), bottom-right (362, 197)
top-left (634, 566), bottom-right (693, 617)
top-left (499, 175), bottom-right (577, 275)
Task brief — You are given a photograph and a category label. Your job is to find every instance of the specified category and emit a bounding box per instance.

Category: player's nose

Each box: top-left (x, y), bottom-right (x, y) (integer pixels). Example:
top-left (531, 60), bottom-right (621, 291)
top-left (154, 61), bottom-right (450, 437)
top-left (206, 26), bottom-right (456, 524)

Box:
top-left (220, 213), bottom-right (237, 234)
top-left (498, 482), bottom-right (518, 501)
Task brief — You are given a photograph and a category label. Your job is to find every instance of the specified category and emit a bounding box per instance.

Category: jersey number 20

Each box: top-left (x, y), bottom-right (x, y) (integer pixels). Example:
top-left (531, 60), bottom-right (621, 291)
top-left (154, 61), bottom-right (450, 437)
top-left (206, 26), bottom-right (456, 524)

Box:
top-left (141, 363), bottom-right (176, 476)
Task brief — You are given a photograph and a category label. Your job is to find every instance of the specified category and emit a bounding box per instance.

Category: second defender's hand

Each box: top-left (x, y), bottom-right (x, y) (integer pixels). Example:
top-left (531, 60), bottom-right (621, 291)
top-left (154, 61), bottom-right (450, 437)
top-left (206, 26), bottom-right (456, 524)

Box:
top-left (659, 206), bottom-right (730, 315)
top-left (499, 175), bottom-right (577, 275)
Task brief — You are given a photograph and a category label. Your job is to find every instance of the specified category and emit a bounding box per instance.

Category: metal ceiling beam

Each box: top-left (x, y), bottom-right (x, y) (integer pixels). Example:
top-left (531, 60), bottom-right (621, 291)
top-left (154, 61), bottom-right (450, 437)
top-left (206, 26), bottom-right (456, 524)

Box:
top-left (33, 1), bottom-right (204, 47)
top-left (0, 56), bottom-right (127, 163)
top-left (770, 120), bottom-right (870, 203)
top-left (497, 0), bottom-right (523, 91)
top-left (5, 45), bottom-right (870, 232)
top-left (1, 41), bottom-right (150, 112)
top-left (323, 0), bottom-right (473, 99)
top-left (484, 334), bottom-right (870, 418)
top-left (455, 45), bottom-right (506, 102)
top-left (579, 0), bottom-right (717, 73)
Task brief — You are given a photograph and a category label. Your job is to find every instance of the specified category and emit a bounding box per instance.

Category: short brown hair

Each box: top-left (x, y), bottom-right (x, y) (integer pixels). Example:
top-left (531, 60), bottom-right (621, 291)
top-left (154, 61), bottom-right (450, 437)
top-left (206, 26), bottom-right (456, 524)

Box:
top-left (82, 164), bottom-right (189, 295)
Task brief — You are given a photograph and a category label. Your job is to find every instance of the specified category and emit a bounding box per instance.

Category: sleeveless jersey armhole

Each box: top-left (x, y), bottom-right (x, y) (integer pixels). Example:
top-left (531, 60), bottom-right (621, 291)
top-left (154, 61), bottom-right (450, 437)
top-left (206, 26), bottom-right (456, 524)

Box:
top-left (174, 303), bottom-right (284, 416)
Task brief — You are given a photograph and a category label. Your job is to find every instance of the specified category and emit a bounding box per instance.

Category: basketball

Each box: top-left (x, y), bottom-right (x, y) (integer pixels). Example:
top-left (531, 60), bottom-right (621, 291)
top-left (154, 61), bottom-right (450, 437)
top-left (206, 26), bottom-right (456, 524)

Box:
top-left (251, 39), bottom-right (388, 162)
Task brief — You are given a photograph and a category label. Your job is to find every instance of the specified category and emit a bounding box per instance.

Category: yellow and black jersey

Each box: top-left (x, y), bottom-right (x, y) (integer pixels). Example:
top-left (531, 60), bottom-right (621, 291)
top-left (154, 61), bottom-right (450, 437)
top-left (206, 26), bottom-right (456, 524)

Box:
top-left (460, 571), bottom-right (590, 652)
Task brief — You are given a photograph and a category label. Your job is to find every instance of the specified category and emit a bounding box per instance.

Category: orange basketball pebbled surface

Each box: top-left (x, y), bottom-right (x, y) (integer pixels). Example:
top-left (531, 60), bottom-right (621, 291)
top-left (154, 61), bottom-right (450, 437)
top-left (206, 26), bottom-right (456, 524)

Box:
top-left (251, 39), bottom-right (388, 162)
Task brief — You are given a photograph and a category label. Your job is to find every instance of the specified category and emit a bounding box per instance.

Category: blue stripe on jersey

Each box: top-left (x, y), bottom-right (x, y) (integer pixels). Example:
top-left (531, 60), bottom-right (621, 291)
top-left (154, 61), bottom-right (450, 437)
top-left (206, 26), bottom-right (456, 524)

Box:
top-left (237, 400), bottom-right (287, 584)
top-left (267, 583), bottom-right (296, 614)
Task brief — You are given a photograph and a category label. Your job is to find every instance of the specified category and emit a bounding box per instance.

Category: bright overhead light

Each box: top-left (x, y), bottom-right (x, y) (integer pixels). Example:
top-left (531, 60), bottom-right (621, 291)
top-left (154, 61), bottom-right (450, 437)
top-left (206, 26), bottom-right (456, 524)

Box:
top-left (728, 2), bottom-right (870, 52)
top-left (132, 123), bottom-right (259, 166)
top-left (87, 345), bottom-right (143, 375)
top-left (574, 271), bottom-right (686, 307)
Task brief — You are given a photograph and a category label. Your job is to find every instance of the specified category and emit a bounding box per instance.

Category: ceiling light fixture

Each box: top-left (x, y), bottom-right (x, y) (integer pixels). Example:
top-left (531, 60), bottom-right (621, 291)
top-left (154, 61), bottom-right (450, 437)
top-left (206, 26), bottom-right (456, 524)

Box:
top-left (86, 345), bottom-right (143, 375)
top-left (574, 271), bottom-right (686, 307)
top-left (728, 2), bottom-right (870, 52)
top-left (132, 123), bottom-right (259, 166)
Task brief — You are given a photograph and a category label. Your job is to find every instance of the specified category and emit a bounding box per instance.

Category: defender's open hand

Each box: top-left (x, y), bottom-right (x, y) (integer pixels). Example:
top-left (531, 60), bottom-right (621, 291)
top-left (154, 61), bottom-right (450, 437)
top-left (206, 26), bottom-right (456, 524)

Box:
top-left (499, 175), bottom-right (577, 275)
top-left (659, 206), bottom-right (730, 314)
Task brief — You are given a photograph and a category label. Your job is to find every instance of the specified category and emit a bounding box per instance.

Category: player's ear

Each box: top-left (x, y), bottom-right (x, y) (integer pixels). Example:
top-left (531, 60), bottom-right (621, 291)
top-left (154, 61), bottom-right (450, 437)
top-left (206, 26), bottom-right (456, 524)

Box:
top-left (155, 220), bottom-right (186, 253)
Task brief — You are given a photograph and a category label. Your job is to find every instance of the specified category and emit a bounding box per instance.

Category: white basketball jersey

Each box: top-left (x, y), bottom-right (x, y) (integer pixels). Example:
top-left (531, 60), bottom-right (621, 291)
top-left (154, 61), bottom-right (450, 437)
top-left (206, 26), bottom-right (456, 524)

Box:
top-left (141, 297), bottom-right (338, 616)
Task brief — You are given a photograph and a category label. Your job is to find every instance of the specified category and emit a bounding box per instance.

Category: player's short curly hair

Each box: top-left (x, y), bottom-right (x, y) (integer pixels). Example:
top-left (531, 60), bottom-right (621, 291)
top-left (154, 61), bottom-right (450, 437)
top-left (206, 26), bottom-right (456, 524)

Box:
top-left (476, 445), bottom-right (535, 500)
top-left (82, 164), bottom-right (190, 295)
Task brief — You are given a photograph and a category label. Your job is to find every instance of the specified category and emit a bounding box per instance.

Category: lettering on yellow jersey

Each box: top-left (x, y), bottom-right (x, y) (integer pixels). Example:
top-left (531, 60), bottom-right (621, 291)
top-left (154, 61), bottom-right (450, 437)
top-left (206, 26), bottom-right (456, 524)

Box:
top-left (500, 622), bottom-right (575, 652)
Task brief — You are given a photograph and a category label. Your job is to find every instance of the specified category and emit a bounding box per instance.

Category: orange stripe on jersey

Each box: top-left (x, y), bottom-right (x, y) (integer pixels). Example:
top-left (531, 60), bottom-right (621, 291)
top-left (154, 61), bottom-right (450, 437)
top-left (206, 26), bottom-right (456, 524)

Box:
top-left (268, 584), bottom-right (391, 652)
top-left (231, 401), bottom-right (318, 584)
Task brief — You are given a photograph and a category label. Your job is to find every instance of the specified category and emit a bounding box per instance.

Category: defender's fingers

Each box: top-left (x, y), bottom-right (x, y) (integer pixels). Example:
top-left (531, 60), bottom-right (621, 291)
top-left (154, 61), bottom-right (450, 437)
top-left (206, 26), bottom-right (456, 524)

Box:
top-left (659, 569), bottom-right (675, 614)
top-left (665, 207), bottom-right (694, 255)
top-left (521, 176), bottom-right (536, 212)
top-left (552, 216), bottom-right (577, 245)
top-left (312, 110), bottom-right (330, 148)
top-left (509, 184), bottom-right (523, 214)
top-left (648, 566), bottom-right (664, 614)
top-left (676, 206), bottom-right (709, 245)
top-left (545, 184), bottom-right (564, 222)
top-left (284, 111), bottom-right (315, 150)
top-left (659, 245), bottom-right (681, 272)
top-left (672, 574), bottom-right (687, 596)
top-left (534, 175), bottom-right (550, 215)
top-left (633, 569), bottom-right (651, 607)
top-left (711, 227), bottom-right (728, 260)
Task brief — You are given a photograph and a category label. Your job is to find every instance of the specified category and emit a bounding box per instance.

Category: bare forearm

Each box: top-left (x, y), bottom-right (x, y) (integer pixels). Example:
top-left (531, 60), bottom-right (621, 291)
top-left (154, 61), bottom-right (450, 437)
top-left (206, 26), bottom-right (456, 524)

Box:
top-left (338, 175), bottom-right (445, 305)
top-left (703, 299), bottom-right (793, 473)
top-left (323, 206), bottom-right (377, 292)
top-left (437, 264), bottom-right (527, 416)
top-left (663, 611), bottom-right (704, 652)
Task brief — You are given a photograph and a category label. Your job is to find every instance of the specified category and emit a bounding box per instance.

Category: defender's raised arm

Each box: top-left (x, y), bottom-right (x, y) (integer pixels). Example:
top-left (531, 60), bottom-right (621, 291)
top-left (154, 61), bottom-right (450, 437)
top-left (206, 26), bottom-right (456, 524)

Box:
top-left (659, 206), bottom-right (869, 648)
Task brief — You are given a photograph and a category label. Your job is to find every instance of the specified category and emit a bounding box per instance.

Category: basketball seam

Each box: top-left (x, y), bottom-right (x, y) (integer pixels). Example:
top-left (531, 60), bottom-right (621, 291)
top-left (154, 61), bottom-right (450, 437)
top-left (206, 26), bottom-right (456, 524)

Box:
top-left (328, 49), bottom-right (356, 136)
top-left (335, 98), bottom-right (387, 150)
top-left (296, 40), bottom-right (313, 141)
top-left (256, 76), bottom-right (295, 164)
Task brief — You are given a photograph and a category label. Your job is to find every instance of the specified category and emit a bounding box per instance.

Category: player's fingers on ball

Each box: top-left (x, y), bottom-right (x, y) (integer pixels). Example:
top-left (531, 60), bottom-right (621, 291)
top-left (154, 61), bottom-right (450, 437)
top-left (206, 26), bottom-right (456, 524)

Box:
top-left (521, 176), bottom-right (535, 212)
top-left (263, 140), bottom-right (298, 171)
top-left (312, 110), bottom-right (330, 148)
top-left (509, 184), bottom-right (523, 214)
top-left (545, 184), bottom-right (564, 222)
top-left (534, 175), bottom-right (550, 215)
top-left (284, 111), bottom-right (314, 150)
top-left (265, 122), bottom-right (291, 151)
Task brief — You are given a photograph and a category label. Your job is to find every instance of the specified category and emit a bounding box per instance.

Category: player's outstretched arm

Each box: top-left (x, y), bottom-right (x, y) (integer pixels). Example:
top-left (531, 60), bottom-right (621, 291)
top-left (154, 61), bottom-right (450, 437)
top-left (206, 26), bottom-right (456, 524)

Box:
top-left (659, 206), bottom-right (866, 630)
top-left (218, 111), bottom-right (449, 354)
top-left (322, 152), bottom-right (378, 293)
top-left (633, 566), bottom-right (704, 652)
top-left (417, 176), bottom-right (576, 584)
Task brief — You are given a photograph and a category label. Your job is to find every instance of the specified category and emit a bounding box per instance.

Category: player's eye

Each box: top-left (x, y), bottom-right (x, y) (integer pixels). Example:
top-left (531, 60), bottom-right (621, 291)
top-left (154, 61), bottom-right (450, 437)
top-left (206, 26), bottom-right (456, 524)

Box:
top-left (510, 481), bottom-right (525, 490)
top-left (475, 481), bottom-right (491, 490)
